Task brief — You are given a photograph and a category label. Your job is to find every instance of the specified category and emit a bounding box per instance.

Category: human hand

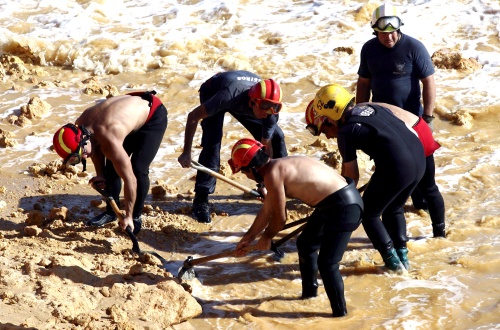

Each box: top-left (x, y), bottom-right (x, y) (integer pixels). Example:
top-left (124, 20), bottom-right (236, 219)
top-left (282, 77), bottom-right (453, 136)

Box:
top-left (235, 239), bottom-right (252, 256)
top-left (120, 216), bottom-right (134, 233)
top-left (256, 184), bottom-right (267, 202)
top-left (177, 152), bottom-right (192, 168)
top-left (256, 236), bottom-right (272, 251)
top-left (89, 176), bottom-right (106, 190)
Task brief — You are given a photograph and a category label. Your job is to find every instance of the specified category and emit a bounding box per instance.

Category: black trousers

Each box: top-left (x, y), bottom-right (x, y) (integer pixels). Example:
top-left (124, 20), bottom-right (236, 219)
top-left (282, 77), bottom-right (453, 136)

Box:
top-left (105, 105), bottom-right (168, 218)
top-left (296, 182), bottom-right (363, 316)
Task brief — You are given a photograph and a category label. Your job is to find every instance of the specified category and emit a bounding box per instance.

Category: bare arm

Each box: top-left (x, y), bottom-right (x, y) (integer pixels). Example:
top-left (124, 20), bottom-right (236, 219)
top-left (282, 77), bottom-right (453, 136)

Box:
top-left (236, 168), bottom-right (287, 253)
top-left (341, 160), bottom-right (359, 186)
top-left (98, 133), bottom-right (137, 230)
top-left (421, 74), bottom-right (436, 117)
top-left (178, 104), bottom-right (208, 168)
top-left (356, 76), bottom-right (371, 104)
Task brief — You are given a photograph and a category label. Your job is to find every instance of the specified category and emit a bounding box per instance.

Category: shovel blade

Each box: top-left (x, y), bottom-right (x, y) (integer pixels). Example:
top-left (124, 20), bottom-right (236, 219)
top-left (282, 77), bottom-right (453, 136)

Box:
top-left (178, 266), bottom-right (197, 281)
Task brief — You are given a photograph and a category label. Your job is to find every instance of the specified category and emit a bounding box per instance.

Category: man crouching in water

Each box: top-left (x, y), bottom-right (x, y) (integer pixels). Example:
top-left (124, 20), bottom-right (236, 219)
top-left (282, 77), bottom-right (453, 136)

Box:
top-left (229, 138), bottom-right (363, 317)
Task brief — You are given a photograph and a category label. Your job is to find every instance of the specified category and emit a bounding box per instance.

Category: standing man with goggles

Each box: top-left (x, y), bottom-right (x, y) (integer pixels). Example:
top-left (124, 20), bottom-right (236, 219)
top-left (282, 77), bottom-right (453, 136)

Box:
top-left (356, 3), bottom-right (437, 213)
top-left (178, 70), bottom-right (288, 223)
top-left (53, 91), bottom-right (168, 234)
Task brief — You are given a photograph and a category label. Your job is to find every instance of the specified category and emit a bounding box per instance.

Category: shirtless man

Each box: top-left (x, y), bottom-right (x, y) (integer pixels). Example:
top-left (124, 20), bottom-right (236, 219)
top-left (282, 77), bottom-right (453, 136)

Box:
top-left (229, 138), bottom-right (363, 317)
top-left (52, 91), bottom-right (168, 234)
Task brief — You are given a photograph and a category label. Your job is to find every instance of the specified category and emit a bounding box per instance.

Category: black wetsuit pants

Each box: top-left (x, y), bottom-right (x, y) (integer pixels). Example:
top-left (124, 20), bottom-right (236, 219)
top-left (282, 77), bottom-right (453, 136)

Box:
top-left (296, 179), bottom-right (363, 316)
top-left (195, 110), bottom-right (287, 195)
top-left (416, 155), bottom-right (445, 229)
top-left (104, 105), bottom-right (168, 218)
top-left (362, 159), bottom-right (425, 255)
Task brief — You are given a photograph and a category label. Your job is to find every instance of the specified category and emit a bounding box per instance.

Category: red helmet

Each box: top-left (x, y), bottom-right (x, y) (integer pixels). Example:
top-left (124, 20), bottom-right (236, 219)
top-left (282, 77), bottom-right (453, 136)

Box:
top-left (53, 124), bottom-right (83, 160)
top-left (228, 138), bottom-right (265, 173)
top-left (305, 100), bottom-right (316, 126)
top-left (248, 79), bottom-right (282, 103)
top-left (305, 100), bottom-right (329, 136)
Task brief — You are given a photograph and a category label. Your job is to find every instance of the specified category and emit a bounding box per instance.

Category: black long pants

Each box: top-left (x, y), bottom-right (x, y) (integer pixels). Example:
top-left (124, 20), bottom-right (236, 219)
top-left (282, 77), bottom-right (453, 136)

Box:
top-left (105, 105), bottom-right (168, 218)
top-left (416, 155), bottom-right (445, 227)
top-left (362, 161), bottom-right (425, 254)
top-left (296, 203), bottom-right (362, 315)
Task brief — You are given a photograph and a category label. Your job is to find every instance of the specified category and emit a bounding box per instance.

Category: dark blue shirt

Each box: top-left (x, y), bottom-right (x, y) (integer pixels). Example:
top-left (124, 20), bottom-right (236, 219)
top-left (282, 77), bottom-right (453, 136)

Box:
top-left (200, 70), bottom-right (278, 140)
top-left (357, 33), bottom-right (435, 116)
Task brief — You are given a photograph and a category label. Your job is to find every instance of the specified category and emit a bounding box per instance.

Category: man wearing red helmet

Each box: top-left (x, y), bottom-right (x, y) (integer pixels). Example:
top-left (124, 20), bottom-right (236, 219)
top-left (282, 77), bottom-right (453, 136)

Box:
top-left (53, 91), bottom-right (168, 234)
top-left (178, 70), bottom-right (288, 223)
top-left (229, 138), bottom-right (363, 317)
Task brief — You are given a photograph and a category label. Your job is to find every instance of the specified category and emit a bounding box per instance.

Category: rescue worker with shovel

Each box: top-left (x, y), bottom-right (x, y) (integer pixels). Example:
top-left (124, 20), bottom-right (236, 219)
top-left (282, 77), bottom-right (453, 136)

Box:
top-left (177, 71), bottom-right (288, 223)
top-left (229, 138), bottom-right (363, 317)
top-left (52, 91), bottom-right (168, 235)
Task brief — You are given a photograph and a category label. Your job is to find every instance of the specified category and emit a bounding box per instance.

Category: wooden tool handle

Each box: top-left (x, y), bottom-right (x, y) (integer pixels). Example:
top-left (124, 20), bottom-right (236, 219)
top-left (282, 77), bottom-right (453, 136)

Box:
top-left (191, 160), bottom-right (261, 197)
top-left (187, 244), bottom-right (259, 267)
top-left (274, 223), bottom-right (307, 247)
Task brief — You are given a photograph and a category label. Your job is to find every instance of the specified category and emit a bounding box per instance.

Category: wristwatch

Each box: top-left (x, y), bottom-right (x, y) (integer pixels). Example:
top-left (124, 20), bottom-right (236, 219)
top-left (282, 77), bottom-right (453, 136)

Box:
top-left (422, 114), bottom-right (435, 123)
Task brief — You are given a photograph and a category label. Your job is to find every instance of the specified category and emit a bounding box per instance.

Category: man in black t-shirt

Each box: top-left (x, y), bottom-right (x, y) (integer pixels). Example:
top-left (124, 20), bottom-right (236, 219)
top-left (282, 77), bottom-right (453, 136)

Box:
top-left (356, 3), bottom-right (437, 212)
top-left (178, 70), bottom-right (288, 223)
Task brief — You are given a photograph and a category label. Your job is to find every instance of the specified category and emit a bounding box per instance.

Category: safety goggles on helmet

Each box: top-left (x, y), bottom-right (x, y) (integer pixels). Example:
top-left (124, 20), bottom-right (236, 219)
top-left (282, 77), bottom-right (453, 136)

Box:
top-left (372, 16), bottom-right (402, 32)
top-left (63, 144), bottom-right (89, 166)
top-left (306, 119), bottom-right (332, 136)
top-left (254, 98), bottom-right (282, 114)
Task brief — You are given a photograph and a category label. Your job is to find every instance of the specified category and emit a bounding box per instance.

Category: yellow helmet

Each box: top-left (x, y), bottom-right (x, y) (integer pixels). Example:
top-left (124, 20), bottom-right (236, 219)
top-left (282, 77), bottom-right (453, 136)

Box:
top-left (313, 84), bottom-right (354, 121)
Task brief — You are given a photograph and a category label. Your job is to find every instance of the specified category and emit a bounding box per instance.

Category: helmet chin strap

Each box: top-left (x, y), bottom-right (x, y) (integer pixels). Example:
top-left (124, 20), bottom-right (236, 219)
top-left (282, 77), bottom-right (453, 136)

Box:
top-left (251, 167), bottom-right (264, 183)
top-left (79, 125), bottom-right (92, 172)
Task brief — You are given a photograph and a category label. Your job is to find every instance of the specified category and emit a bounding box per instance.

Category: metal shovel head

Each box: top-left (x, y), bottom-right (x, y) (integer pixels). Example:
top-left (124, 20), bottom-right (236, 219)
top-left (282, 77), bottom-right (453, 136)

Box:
top-left (178, 265), bottom-right (197, 281)
top-left (270, 242), bottom-right (286, 262)
top-left (177, 256), bottom-right (197, 281)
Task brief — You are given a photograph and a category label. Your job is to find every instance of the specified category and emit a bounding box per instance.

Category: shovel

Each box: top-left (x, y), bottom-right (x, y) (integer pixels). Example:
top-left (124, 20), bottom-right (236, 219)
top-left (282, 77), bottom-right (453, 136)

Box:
top-left (190, 160), bottom-right (261, 198)
top-left (189, 160), bottom-right (288, 261)
top-left (91, 183), bottom-right (170, 270)
top-left (177, 222), bottom-right (307, 281)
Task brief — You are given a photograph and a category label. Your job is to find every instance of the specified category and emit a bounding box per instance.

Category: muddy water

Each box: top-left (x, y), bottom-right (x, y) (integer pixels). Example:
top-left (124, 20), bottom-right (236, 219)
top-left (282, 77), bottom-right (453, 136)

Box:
top-left (0, 0), bottom-right (499, 329)
top-left (1, 65), bottom-right (498, 329)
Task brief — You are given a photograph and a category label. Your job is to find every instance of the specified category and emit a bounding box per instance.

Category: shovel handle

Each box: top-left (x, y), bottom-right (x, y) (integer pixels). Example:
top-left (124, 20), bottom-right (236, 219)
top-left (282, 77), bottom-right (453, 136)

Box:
top-left (282, 217), bottom-right (309, 230)
top-left (184, 244), bottom-right (259, 267)
top-left (190, 160), bottom-right (261, 198)
top-left (274, 223), bottom-right (307, 247)
top-left (91, 183), bottom-right (141, 253)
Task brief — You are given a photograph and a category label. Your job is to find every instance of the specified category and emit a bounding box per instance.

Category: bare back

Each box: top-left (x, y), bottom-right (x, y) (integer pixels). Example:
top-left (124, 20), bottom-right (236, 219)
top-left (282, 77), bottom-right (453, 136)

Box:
top-left (262, 156), bottom-right (348, 207)
top-left (76, 95), bottom-right (150, 143)
top-left (365, 102), bottom-right (420, 132)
